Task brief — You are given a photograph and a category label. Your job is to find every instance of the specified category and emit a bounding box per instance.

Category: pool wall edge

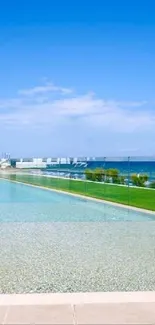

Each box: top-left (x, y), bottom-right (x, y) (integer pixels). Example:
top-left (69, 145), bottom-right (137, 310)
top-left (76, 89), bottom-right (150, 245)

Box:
top-left (1, 292), bottom-right (155, 305)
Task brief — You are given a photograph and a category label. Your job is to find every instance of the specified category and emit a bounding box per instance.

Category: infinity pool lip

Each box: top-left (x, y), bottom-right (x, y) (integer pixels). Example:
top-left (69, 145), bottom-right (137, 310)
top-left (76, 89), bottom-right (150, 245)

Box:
top-left (1, 293), bottom-right (155, 325)
top-left (1, 291), bottom-right (155, 305)
top-left (1, 177), bottom-right (155, 216)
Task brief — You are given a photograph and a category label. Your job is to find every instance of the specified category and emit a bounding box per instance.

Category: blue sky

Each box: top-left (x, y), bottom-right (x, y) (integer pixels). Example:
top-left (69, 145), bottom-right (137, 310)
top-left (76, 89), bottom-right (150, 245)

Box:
top-left (0, 0), bottom-right (155, 157)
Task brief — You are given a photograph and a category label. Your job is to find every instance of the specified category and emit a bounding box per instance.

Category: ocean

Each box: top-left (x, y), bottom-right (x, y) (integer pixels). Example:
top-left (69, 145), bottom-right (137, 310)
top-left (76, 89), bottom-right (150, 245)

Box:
top-left (42, 160), bottom-right (155, 181)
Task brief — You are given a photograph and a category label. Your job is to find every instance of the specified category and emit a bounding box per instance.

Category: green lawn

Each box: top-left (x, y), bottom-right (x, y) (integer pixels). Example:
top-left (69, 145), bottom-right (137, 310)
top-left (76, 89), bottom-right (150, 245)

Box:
top-left (2, 173), bottom-right (155, 211)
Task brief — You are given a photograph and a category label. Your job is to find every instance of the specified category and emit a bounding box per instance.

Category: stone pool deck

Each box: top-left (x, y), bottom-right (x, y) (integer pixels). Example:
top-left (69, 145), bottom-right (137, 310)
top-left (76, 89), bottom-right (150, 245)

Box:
top-left (1, 292), bottom-right (155, 324)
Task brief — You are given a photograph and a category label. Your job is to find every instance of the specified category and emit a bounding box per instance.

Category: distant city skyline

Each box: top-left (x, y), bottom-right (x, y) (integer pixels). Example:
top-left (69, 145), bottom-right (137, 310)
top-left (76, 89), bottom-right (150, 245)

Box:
top-left (0, 0), bottom-right (155, 156)
top-left (1, 154), bottom-right (155, 161)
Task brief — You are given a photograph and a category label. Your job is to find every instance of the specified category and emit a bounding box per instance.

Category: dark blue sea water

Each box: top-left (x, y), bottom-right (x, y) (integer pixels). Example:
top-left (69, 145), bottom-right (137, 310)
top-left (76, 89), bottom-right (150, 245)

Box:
top-left (43, 160), bottom-right (155, 180)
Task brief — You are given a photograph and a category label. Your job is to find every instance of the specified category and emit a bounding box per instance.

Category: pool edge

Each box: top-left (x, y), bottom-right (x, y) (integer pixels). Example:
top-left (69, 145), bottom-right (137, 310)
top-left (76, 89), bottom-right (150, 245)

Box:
top-left (1, 292), bottom-right (155, 305)
top-left (1, 177), bottom-right (155, 215)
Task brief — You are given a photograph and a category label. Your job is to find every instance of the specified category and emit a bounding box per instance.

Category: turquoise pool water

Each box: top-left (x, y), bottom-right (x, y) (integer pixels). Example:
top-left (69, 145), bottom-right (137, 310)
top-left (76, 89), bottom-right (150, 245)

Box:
top-left (1, 179), bottom-right (155, 293)
top-left (0, 179), bottom-right (154, 222)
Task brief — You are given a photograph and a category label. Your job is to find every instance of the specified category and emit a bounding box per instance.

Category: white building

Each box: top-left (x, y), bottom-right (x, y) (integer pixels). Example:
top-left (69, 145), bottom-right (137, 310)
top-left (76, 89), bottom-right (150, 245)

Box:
top-left (14, 157), bottom-right (73, 168)
top-left (16, 158), bottom-right (47, 169)
top-left (0, 158), bottom-right (11, 169)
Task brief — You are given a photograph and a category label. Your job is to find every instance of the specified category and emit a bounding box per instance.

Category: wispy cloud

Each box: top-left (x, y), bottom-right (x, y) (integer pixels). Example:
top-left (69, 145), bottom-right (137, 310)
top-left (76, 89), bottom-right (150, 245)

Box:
top-left (18, 82), bottom-right (73, 96)
top-left (0, 82), bottom-right (152, 131)
top-left (0, 80), bottom-right (154, 155)
top-left (116, 101), bottom-right (148, 108)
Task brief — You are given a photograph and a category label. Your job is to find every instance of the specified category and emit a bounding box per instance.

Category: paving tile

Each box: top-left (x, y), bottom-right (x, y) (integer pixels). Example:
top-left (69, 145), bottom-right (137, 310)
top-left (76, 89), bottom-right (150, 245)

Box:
top-left (75, 302), bottom-right (155, 324)
top-left (4, 305), bottom-right (74, 325)
top-left (0, 306), bottom-right (8, 325)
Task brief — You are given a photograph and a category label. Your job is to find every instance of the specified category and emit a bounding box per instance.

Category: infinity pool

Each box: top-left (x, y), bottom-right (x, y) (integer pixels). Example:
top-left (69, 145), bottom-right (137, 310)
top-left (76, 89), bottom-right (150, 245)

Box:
top-left (0, 179), bottom-right (155, 293)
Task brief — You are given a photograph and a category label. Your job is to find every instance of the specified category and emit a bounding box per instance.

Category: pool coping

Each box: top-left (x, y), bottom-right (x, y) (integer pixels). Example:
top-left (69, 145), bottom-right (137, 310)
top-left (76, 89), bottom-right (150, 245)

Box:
top-left (1, 177), bottom-right (155, 215)
top-left (1, 291), bottom-right (155, 305)
top-left (1, 293), bottom-right (155, 325)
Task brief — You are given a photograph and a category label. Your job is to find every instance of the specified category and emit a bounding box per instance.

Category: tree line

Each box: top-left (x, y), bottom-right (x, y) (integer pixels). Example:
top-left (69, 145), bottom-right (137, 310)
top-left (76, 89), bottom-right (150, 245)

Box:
top-left (84, 168), bottom-right (155, 188)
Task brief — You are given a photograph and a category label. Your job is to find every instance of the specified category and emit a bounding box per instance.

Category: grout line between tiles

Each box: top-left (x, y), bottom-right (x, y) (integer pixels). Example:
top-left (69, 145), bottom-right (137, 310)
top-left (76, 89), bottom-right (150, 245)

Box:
top-left (2, 306), bottom-right (10, 325)
top-left (72, 304), bottom-right (77, 325)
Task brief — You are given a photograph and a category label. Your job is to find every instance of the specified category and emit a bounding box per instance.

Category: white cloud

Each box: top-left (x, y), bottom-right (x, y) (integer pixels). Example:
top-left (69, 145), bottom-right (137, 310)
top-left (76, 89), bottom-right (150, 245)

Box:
top-left (18, 82), bottom-right (73, 96)
top-left (116, 101), bottom-right (148, 108)
top-left (0, 84), bottom-right (153, 132)
top-left (0, 81), bottom-right (155, 155)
